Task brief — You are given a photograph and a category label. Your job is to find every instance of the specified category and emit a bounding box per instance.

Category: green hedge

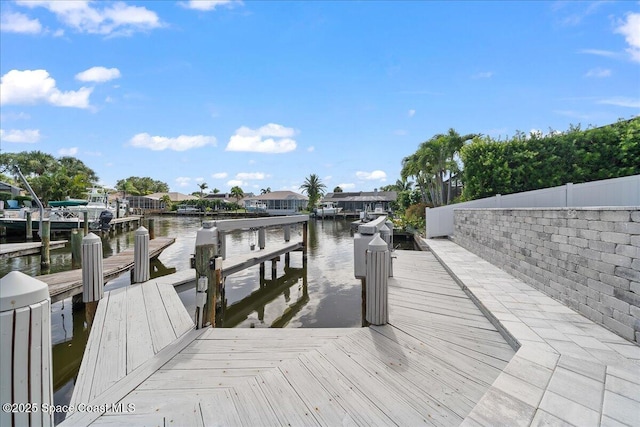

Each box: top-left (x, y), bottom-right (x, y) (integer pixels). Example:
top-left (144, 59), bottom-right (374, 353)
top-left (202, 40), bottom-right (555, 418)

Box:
top-left (460, 118), bottom-right (639, 200)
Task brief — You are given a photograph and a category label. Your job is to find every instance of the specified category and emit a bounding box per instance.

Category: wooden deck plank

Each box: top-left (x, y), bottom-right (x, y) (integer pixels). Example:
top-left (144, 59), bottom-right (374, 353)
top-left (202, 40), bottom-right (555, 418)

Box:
top-left (199, 388), bottom-right (245, 427)
top-left (228, 378), bottom-right (282, 426)
top-left (141, 282), bottom-right (178, 353)
top-left (125, 285), bottom-right (155, 373)
top-left (156, 282), bottom-right (194, 337)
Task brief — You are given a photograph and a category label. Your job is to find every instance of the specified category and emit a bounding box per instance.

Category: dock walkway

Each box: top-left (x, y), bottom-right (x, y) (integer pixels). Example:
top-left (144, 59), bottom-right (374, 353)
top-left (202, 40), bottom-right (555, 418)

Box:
top-left (62, 249), bottom-right (514, 426)
top-left (0, 240), bottom-right (67, 259)
top-left (39, 237), bottom-right (175, 303)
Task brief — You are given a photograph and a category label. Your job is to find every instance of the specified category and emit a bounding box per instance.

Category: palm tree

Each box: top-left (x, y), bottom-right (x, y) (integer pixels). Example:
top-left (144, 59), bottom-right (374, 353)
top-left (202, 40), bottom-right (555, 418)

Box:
top-left (160, 194), bottom-right (172, 211)
top-left (230, 186), bottom-right (244, 213)
top-left (212, 188), bottom-right (220, 194)
top-left (333, 186), bottom-right (343, 193)
top-left (299, 173), bottom-right (326, 210)
top-left (198, 182), bottom-right (208, 199)
top-left (260, 187), bottom-right (271, 195)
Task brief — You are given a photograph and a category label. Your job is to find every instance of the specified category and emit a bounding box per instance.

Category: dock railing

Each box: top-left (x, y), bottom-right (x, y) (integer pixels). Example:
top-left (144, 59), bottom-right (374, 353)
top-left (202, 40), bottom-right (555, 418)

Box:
top-left (194, 215), bottom-right (309, 328)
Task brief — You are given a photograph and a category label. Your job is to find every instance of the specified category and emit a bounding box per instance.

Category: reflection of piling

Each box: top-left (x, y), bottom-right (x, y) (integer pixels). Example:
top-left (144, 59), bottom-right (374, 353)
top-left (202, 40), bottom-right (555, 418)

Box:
top-left (0, 272), bottom-right (54, 427)
top-left (41, 220), bottom-right (51, 270)
top-left (302, 221), bottom-right (308, 259)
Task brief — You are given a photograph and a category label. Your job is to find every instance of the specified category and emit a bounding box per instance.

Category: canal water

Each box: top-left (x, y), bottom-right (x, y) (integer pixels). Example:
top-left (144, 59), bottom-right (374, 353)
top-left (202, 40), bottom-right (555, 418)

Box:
top-left (2, 215), bottom-right (367, 423)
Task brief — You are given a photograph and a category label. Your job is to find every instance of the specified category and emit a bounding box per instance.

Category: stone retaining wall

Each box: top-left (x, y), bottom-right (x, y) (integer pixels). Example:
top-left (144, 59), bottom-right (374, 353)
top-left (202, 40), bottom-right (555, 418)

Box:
top-left (453, 208), bottom-right (640, 344)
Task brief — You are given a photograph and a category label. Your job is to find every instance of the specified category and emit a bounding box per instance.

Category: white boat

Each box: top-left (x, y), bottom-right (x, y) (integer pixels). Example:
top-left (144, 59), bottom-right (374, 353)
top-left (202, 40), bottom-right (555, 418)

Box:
top-left (245, 200), bottom-right (267, 213)
top-left (63, 188), bottom-right (125, 221)
top-left (314, 201), bottom-right (343, 216)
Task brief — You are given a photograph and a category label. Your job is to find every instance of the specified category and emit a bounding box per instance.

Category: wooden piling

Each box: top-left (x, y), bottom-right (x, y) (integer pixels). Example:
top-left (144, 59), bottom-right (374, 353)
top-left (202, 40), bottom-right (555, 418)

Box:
top-left (0, 271), bottom-right (54, 427)
top-left (365, 235), bottom-right (389, 325)
top-left (25, 210), bottom-right (33, 240)
top-left (258, 227), bottom-right (266, 250)
top-left (83, 211), bottom-right (89, 235)
top-left (284, 225), bottom-right (291, 242)
top-left (133, 226), bottom-right (150, 283)
top-left (41, 220), bottom-right (50, 270)
top-left (195, 225), bottom-right (218, 328)
top-left (71, 228), bottom-right (83, 267)
top-left (148, 218), bottom-right (155, 240)
top-left (302, 221), bottom-right (308, 259)
top-left (81, 233), bottom-right (104, 303)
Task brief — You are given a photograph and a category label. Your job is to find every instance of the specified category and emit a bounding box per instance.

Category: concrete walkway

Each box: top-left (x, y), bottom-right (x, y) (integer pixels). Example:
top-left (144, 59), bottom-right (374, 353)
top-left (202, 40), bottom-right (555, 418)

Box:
top-left (424, 237), bottom-right (640, 427)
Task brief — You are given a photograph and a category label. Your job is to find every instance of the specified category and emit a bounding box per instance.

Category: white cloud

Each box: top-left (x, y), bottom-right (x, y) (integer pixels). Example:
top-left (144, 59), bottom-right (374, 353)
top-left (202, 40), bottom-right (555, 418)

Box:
top-left (324, 175), bottom-right (332, 181)
top-left (227, 179), bottom-right (246, 187)
top-left (307, 146), bottom-right (315, 152)
top-left (615, 12), bottom-right (640, 62)
top-left (0, 112), bottom-right (31, 121)
top-left (175, 177), bottom-right (191, 187)
top-left (597, 97), bottom-right (640, 108)
top-left (408, 109), bottom-right (415, 117)
top-left (15, 0), bottom-right (162, 36)
top-left (0, 128), bottom-right (40, 143)
top-left (226, 123), bottom-right (297, 153)
top-left (356, 170), bottom-right (387, 181)
top-left (394, 129), bottom-right (407, 136)
top-left (195, 177), bottom-right (204, 183)
top-left (337, 183), bottom-right (355, 190)
top-left (578, 49), bottom-right (620, 58)
top-left (236, 172), bottom-right (268, 180)
top-left (1, 69), bottom-right (93, 108)
top-left (472, 71), bottom-right (493, 79)
top-left (180, 0), bottom-right (242, 11)
top-left (0, 11), bottom-right (42, 34)
top-left (129, 133), bottom-right (216, 151)
top-left (58, 147), bottom-right (78, 156)
top-left (75, 66), bottom-right (121, 83)
top-left (211, 172), bottom-right (228, 179)
top-left (585, 68), bottom-right (611, 78)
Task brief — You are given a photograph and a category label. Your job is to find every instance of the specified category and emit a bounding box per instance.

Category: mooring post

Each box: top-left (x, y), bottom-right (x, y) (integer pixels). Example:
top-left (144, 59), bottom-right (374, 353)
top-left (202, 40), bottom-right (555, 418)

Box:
top-left (71, 228), bottom-right (83, 267)
top-left (148, 218), bottom-right (155, 240)
top-left (211, 256), bottom-right (223, 326)
top-left (25, 210), bottom-right (33, 240)
top-left (83, 211), bottom-right (89, 236)
top-left (284, 224), bottom-right (291, 242)
top-left (0, 271), bottom-right (54, 427)
top-left (365, 235), bottom-right (389, 325)
top-left (195, 223), bottom-right (218, 328)
top-left (116, 200), bottom-right (121, 219)
top-left (271, 257), bottom-right (277, 280)
top-left (41, 220), bottom-right (51, 270)
top-left (133, 226), bottom-right (150, 283)
top-left (82, 233), bottom-right (104, 327)
top-left (258, 227), bottom-right (266, 250)
top-left (302, 220), bottom-right (308, 259)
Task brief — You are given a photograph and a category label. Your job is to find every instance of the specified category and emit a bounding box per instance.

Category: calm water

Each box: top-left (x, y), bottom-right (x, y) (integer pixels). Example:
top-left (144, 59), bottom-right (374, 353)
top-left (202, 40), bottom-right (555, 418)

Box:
top-left (2, 215), bottom-right (364, 423)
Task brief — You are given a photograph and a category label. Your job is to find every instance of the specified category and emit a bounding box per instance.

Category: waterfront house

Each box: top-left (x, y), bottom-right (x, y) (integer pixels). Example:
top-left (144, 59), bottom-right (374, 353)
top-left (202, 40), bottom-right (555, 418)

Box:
top-left (322, 190), bottom-right (397, 214)
top-left (241, 191), bottom-right (308, 215)
top-left (127, 192), bottom-right (194, 213)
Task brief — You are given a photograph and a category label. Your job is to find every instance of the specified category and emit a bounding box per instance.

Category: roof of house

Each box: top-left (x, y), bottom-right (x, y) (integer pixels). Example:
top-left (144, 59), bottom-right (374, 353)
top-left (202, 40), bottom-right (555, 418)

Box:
top-left (324, 191), bottom-right (397, 202)
top-left (138, 192), bottom-right (195, 202)
top-left (242, 190), bottom-right (308, 201)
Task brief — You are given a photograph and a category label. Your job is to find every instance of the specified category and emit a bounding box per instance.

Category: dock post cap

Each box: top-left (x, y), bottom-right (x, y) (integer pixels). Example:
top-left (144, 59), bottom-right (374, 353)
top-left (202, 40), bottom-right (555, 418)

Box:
top-left (368, 234), bottom-right (388, 252)
top-left (82, 232), bottom-right (101, 242)
top-left (202, 221), bottom-right (215, 229)
top-left (0, 271), bottom-right (49, 311)
top-left (135, 226), bottom-right (149, 235)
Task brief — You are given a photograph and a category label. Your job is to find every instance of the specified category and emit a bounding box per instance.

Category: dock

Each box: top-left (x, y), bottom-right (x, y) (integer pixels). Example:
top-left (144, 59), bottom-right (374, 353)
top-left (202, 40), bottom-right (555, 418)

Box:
top-left (38, 237), bottom-right (175, 303)
top-left (0, 240), bottom-right (67, 259)
top-left (61, 249), bottom-right (515, 426)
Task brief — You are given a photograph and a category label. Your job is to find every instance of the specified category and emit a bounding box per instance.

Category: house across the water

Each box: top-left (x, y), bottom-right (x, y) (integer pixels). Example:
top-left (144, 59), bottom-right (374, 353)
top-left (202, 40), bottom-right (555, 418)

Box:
top-left (322, 190), bottom-right (397, 214)
top-left (242, 191), bottom-right (308, 216)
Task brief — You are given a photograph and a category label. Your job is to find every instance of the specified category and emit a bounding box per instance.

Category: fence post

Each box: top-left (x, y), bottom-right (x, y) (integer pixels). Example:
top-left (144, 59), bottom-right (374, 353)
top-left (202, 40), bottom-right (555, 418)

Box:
top-left (26, 210), bottom-right (33, 240)
top-left (133, 226), bottom-right (150, 283)
top-left (0, 271), bottom-right (54, 427)
top-left (365, 234), bottom-right (389, 326)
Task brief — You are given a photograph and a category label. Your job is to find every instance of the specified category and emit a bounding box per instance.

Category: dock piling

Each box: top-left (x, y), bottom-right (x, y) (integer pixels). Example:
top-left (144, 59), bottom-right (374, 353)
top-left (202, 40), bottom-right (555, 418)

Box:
top-left (284, 225), bottom-right (291, 242)
top-left (365, 235), bottom-right (389, 325)
top-left (25, 210), bottom-right (33, 240)
top-left (81, 233), bottom-right (104, 326)
top-left (71, 228), bottom-right (83, 267)
top-left (83, 211), bottom-right (89, 236)
top-left (40, 220), bottom-right (51, 270)
top-left (148, 218), bottom-right (155, 240)
top-left (195, 224), bottom-right (219, 328)
top-left (133, 226), bottom-right (150, 283)
top-left (0, 271), bottom-right (54, 427)
top-left (258, 227), bottom-right (266, 250)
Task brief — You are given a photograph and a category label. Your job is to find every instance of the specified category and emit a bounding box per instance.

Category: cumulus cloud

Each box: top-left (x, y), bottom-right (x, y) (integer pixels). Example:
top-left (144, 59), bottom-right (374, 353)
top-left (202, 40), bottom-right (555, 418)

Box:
top-left (615, 12), bottom-right (640, 62)
top-left (585, 68), bottom-right (611, 78)
top-left (75, 66), bottom-right (121, 83)
top-left (211, 172), bottom-right (228, 179)
top-left (129, 133), bottom-right (216, 151)
top-left (0, 11), bottom-right (42, 34)
top-left (408, 109), bottom-right (415, 117)
top-left (227, 179), bottom-right (246, 187)
top-left (578, 49), bottom-right (619, 58)
top-left (356, 170), bottom-right (387, 181)
top-left (58, 147), bottom-right (78, 156)
top-left (1, 69), bottom-right (93, 108)
top-left (0, 128), bottom-right (40, 143)
top-left (180, 0), bottom-right (242, 11)
top-left (226, 123), bottom-right (297, 153)
top-left (175, 177), bottom-right (191, 187)
top-left (338, 183), bottom-right (356, 190)
top-left (236, 172), bottom-right (268, 180)
top-left (15, 0), bottom-right (162, 36)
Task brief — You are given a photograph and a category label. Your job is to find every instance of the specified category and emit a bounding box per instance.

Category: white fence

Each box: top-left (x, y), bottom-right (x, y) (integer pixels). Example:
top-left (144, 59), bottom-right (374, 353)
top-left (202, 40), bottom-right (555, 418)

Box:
top-left (426, 174), bottom-right (640, 238)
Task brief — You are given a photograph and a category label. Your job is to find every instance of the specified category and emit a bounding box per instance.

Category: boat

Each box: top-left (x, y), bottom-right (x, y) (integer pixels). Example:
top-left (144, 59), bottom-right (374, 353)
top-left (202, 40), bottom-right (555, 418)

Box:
top-left (314, 201), bottom-right (343, 217)
top-left (0, 207), bottom-right (82, 235)
top-left (59, 188), bottom-right (125, 221)
top-left (245, 200), bottom-right (268, 213)
top-left (176, 204), bottom-right (200, 214)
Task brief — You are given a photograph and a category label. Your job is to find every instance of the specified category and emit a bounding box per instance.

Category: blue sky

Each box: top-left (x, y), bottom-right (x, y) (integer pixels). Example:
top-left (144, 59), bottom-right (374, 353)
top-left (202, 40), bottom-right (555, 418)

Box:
top-left (1, 1), bottom-right (638, 194)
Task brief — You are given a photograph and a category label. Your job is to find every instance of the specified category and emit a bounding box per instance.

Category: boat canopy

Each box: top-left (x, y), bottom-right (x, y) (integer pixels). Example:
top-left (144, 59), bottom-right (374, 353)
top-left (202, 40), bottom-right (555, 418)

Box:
top-left (48, 199), bottom-right (89, 207)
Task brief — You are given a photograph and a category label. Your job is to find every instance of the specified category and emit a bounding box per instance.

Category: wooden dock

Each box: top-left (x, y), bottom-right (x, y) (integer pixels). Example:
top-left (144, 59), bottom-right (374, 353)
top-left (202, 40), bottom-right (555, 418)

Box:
top-left (61, 250), bottom-right (514, 426)
top-left (38, 237), bottom-right (175, 303)
top-left (0, 240), bottom-right (67, 259)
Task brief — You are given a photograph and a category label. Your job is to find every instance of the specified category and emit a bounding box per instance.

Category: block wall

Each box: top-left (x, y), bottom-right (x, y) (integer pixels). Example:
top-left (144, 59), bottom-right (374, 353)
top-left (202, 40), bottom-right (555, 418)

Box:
top-left (453, 208), bottom-right (640, 344)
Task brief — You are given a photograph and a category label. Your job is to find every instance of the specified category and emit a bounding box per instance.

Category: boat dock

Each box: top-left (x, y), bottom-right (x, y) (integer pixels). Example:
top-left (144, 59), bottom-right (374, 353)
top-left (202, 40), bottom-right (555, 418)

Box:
top-left (60, 240), bottom-right (640, 426)
top-left (38, 237), bottom-right (175, 303)
top-left (0, 240), bottom-right (67, 259)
